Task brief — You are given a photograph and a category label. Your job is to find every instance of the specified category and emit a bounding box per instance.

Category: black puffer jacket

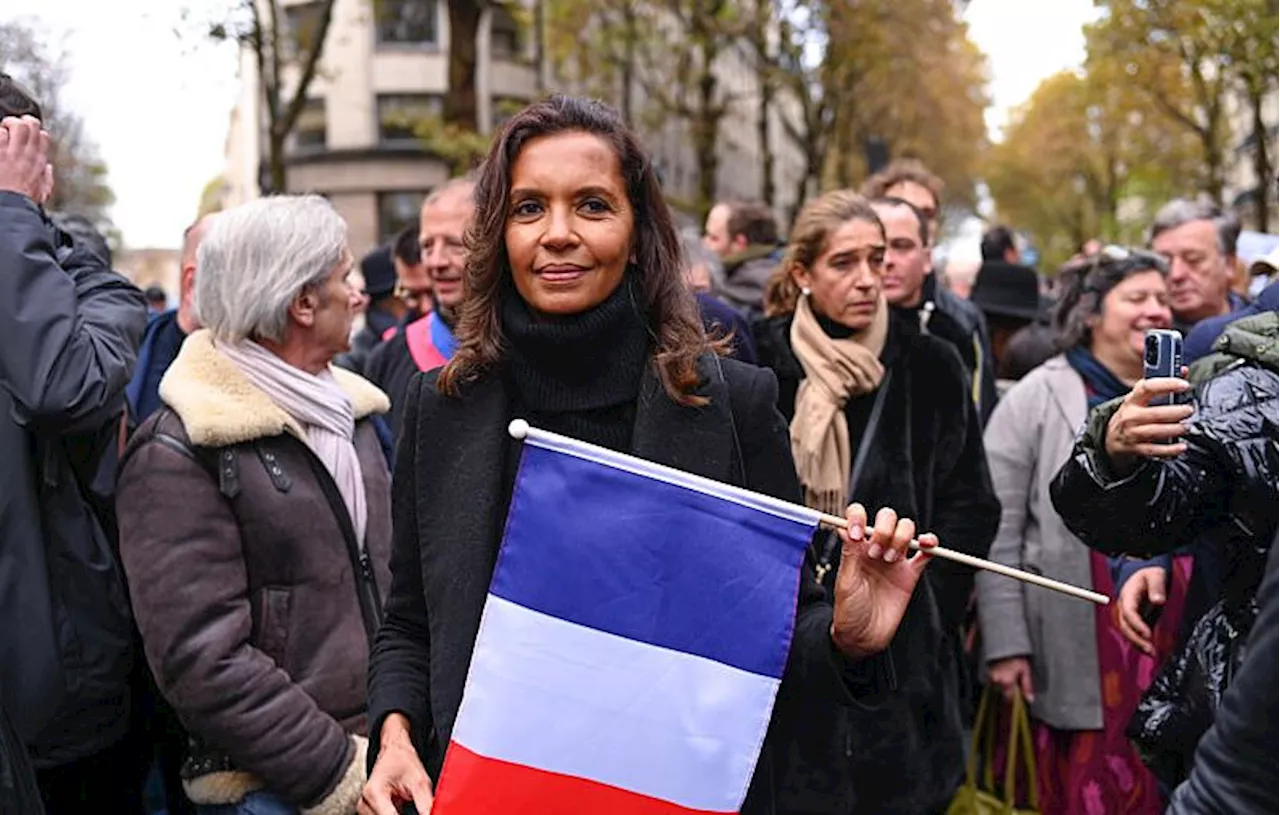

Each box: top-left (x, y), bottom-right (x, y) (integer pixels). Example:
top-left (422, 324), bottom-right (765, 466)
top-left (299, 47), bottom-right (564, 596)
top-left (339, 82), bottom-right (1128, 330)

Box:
top-left (1167, 541), bottom-right (1277, 814)
top-left (1049, 315), bottom-right (1278, 789)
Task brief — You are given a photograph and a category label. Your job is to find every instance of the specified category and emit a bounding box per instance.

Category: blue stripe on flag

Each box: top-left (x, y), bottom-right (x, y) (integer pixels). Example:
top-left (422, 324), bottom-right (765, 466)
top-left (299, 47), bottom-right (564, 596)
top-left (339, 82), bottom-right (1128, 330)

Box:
top-left (489, 442), bottom-right (817, 679)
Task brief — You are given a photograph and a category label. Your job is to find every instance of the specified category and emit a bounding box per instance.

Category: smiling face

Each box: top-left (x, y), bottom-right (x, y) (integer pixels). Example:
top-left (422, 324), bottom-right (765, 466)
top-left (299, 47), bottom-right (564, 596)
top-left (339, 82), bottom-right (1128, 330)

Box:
top-left (504, 130), bottom-right (635, 317)
top-left (420, 184), bottom-right (474, 311)
top-left (791, 217), bottom-right (886, 331)
top-left (1089, 269), bottom-right (1173, 366)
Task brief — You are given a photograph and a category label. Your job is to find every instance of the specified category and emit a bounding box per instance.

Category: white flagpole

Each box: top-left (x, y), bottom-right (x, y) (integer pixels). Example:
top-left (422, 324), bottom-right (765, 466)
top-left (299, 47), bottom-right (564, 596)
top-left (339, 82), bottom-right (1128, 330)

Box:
top-left (815, 511), bottom-right (1110, 605)
top-left (509, 419), bottom-right (1109, 606)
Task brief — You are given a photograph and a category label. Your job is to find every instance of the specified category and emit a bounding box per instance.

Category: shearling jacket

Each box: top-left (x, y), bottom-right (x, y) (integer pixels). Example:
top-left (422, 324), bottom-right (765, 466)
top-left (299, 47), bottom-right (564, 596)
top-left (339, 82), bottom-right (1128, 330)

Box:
top-left (116, 330), bottom-right (393, 815)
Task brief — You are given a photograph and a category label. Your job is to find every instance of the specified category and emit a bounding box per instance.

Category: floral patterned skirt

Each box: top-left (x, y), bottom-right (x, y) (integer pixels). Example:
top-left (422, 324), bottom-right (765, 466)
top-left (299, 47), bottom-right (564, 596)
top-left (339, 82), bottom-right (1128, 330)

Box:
top-left (996, 552), bottom-right (1193, 814)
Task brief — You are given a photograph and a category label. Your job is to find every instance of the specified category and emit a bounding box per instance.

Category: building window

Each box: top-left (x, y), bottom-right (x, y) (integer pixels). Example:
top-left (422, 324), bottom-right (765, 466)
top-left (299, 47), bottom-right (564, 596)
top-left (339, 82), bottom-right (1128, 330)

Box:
top-left (293, 98), bottom-right (326, 151)
top-left (490, 5), bottom-right (522, 61)
top-left (375, 0), bottom-right (438, 46)
top-left (376, 94), bottom-right (444, 145)
top-left (284, 1), bottom-right (326, 59)
top-left (378, 191), bottom-right (429, 244)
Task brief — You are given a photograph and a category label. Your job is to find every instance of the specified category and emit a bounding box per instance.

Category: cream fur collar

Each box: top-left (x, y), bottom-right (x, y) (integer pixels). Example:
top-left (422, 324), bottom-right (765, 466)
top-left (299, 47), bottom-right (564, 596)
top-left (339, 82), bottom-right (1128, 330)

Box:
top-left (158, 329), bottom-right (390, 447)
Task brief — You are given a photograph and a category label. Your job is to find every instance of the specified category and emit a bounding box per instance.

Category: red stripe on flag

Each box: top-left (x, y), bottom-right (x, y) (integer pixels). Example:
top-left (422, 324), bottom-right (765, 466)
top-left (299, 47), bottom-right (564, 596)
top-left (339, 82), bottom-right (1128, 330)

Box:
top-left (432, 742), bottom-right (734, 815)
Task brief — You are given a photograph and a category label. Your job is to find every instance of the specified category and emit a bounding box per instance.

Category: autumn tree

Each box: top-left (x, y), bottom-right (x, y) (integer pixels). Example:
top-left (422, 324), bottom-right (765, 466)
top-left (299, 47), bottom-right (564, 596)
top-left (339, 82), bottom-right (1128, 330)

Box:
top-left (1213, 0), bottom-right (1279, 229)
top-left (767, 0), bottom-right (989, 223)
top-left (985, 69), bottom-right (1200, 272)
top-left (202, 0), bottom-right (337, 194)
top-left (543, 0), bottom-right (749, 221)
top-left (0, 21), bottom-right (116, 235)
top-left (1087, 0), bottom-right (1254, 206)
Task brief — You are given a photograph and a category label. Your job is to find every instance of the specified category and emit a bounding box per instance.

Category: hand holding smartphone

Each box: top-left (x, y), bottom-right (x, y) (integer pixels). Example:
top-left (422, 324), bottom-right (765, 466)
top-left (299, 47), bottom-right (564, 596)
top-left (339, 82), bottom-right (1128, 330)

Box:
top-left (1143, 329), bottom-right (1185, 404)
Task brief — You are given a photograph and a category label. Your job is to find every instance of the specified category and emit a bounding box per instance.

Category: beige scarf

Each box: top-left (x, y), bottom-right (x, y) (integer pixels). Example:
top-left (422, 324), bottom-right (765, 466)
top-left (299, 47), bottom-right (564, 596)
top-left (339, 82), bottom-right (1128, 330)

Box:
top-left (789, 294), bottom-right (889, 516)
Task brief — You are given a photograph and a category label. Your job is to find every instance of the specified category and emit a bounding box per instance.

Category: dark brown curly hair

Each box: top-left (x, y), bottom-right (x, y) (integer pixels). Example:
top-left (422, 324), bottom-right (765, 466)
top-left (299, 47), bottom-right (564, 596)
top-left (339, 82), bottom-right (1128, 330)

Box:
top-left (437, 95), bottom-right (712, 405)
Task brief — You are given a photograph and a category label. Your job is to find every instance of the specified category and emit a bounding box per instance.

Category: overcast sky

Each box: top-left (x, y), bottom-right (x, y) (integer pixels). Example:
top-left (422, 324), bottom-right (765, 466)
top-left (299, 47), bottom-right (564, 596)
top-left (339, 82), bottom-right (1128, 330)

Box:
top-left (1, 0), bottom-right (1100, 249)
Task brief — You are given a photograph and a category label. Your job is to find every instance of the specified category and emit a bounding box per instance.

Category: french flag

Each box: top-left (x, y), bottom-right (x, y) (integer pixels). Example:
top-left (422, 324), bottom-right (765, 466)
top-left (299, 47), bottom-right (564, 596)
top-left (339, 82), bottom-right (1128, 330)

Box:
top-left (430, 421), bottom-right (822, 814)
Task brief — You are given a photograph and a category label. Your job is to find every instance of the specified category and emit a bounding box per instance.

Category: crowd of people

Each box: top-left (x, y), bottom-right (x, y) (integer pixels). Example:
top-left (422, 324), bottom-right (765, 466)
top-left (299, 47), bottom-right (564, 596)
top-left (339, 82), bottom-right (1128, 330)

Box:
top-left (0, 71), bottom-right (1276, 815)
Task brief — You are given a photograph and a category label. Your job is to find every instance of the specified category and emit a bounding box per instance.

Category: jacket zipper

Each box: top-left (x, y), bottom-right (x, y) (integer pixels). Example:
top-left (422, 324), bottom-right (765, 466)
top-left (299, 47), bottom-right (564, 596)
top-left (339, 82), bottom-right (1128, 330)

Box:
top-left (295, 443), bottom-right (383, 645)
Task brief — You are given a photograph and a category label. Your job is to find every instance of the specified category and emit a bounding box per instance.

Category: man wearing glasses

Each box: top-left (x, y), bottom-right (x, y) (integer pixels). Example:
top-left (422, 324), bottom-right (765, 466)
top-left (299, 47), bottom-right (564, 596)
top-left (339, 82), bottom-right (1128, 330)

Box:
top-left (862, 160), bottom-right (998, 424)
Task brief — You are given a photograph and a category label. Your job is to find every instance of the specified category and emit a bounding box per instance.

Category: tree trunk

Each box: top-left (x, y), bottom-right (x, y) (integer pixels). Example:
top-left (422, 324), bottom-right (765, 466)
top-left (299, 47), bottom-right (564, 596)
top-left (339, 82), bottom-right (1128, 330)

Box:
top-left (759, 82), bottom-right (774, 206)
top-left (692, 35), bottom-right (720, 224)
top-left (446, 0), bottom-right (484, 129)
top-left (266, 130), bottom-right (288, 195)
top-left (620, 2), bottom-right (636, 125)
top-left (534, 0), bottom-right (549, 94)
top-left (753, 0), bottom-right (773, 206)
top-left (1250, 84), bottom-right (1273, 231)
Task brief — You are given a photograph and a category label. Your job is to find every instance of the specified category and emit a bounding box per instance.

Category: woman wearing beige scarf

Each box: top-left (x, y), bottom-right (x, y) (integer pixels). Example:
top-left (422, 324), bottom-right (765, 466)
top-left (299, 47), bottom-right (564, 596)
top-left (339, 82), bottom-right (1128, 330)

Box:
top-left (753, 189), bottom-right (1000, 814)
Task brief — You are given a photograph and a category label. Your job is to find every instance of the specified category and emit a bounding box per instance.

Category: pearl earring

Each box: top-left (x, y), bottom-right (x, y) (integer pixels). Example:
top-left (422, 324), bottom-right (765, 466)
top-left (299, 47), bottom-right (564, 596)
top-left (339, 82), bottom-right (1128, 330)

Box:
top-left (801, 286), bottom-right (811, 297)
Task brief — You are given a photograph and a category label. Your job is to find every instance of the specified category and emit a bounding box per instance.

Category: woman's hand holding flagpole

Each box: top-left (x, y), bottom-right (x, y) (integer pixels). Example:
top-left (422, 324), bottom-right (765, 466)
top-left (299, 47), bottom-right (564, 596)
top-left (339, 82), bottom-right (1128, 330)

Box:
top-left (817, 508), bottom-right (1110, 606)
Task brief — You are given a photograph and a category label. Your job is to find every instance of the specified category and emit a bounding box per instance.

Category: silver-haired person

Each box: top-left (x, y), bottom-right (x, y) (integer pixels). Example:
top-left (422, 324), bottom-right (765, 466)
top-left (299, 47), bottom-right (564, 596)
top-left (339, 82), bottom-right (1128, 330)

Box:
top-left (1148, 197), bottom-right (1244, 333)
top-left (115, 195), bottom-right (394, 815)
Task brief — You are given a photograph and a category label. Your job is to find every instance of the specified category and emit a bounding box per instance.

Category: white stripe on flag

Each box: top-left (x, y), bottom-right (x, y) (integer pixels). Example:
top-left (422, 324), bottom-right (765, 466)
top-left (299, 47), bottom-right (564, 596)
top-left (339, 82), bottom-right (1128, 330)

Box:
top-left (452, 595), bottom-right (781, 813)
top-left (518, 422), bottom-right (822, 527)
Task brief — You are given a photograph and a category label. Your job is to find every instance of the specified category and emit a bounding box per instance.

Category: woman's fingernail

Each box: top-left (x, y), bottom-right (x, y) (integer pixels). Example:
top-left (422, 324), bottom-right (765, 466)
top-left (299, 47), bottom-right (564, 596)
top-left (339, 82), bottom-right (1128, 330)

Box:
top-left (851, 525), bottom-right (863, 541)
top-left (884, 548), bottom-right (899, 563)
top-left (866, 543), bottom-right (882, 559)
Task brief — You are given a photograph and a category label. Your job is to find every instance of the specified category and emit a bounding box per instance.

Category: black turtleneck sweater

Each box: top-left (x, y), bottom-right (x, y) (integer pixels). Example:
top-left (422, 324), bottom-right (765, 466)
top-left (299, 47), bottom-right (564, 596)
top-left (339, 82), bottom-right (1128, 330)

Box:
top-left (501, 276), bottom-right (652, 455)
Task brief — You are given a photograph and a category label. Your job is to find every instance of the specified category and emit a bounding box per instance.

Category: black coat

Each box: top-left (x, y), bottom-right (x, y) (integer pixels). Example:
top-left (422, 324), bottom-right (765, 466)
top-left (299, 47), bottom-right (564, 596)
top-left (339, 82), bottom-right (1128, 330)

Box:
top-left (362, 329), bottom-right (420, 443)
top-left (1050, 354), bottom-right (1278, 789)
top-left (0, 191), bottom-right (147, 766)
top-left (366, 356), bottom-right (894, 815)
top-left (754, 311), bottom-right (1000, 814)
top-left (1167, 540), bottom-right (1277, 814)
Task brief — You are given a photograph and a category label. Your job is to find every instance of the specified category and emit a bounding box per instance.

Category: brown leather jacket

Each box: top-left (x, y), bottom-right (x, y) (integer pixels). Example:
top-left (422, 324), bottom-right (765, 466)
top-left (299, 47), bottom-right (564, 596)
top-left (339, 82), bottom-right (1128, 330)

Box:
top-left (116, 331), bottom-right (393, 815)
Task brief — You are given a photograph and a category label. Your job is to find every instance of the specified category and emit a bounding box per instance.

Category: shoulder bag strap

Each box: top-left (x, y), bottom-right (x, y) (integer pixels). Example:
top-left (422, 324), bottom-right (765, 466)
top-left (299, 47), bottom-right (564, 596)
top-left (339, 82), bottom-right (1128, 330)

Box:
top-left (814, 368), bottom-right (893, 583)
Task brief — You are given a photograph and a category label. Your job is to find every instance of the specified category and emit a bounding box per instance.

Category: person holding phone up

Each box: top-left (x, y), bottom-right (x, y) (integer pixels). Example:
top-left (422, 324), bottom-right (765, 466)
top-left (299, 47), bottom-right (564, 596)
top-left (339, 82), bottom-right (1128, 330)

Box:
top-left (977, 247), bottom-right (1190, 813)
top-left (1050, 300), bottom-right (1278, 792)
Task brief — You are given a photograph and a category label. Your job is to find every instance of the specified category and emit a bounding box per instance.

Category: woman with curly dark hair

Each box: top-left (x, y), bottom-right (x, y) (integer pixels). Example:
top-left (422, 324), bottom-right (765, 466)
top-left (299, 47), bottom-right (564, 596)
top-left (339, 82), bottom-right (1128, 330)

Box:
top-left (360, 95), bottom-right (937, 815)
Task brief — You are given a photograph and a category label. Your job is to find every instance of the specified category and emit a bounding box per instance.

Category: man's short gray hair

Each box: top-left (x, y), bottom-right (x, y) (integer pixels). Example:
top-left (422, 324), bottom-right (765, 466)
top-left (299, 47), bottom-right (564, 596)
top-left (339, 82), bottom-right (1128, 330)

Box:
top-left (194, 195), bottom-right (349, 344)
top-left (1149, 197), bottom-right (1241, 257)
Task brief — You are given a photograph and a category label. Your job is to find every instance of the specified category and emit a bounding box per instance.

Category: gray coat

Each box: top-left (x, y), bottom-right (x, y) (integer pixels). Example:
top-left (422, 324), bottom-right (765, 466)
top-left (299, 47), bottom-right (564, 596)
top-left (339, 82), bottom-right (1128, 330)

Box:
top-left (977, 355), bottom-right (1102, 730)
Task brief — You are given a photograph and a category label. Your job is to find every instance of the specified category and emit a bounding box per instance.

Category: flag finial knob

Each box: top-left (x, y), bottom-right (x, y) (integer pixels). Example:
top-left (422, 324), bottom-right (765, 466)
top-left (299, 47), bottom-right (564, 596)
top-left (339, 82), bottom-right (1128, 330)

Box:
top-left (508, 418), bottom-right (530, 440)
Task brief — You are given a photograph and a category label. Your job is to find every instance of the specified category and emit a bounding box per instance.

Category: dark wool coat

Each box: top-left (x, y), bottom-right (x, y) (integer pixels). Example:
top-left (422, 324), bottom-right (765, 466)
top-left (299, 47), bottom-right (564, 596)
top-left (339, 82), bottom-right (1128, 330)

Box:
top-left (365, 356), bottom-right (895, 815)
top-left (754, 310), bottom-right (1000, 814)
top-left (116, 332), bottom-right (394, 814)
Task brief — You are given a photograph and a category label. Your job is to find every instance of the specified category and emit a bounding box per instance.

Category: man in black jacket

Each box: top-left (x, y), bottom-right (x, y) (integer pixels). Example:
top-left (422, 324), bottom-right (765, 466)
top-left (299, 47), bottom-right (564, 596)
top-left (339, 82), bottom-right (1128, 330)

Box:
top-left (863, 165), bottom-right (998, 424)
top-left (0, 89), bottom-right (147, 811)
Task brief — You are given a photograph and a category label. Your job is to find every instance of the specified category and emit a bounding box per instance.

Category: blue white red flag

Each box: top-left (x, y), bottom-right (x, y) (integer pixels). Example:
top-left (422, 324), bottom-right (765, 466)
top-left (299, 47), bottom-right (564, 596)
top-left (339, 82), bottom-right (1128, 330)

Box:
top-left (431, 422), bottom-right (821, 815)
